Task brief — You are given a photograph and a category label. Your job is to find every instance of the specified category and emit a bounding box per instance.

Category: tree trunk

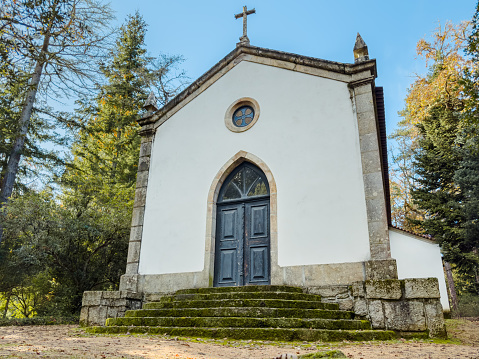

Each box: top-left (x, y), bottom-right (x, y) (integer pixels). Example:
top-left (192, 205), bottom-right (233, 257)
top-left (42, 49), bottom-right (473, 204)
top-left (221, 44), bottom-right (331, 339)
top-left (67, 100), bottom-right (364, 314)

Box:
top-left (444, 261), bottom-right (459, 318)
top-left (0, 34), bottom-right (50, 245)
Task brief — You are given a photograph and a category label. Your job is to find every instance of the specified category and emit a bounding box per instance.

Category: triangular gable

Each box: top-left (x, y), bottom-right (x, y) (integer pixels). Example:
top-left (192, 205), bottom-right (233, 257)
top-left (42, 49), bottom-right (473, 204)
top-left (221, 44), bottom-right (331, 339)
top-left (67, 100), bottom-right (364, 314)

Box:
top-left (138, 43), bottom-right (377, 129)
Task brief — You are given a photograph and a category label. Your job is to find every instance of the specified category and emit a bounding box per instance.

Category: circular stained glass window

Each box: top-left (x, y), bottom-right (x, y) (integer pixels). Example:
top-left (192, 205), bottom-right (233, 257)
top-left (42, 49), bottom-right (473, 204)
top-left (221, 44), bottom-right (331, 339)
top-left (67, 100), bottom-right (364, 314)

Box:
top-left (232, 105), bottom-right (255, 127)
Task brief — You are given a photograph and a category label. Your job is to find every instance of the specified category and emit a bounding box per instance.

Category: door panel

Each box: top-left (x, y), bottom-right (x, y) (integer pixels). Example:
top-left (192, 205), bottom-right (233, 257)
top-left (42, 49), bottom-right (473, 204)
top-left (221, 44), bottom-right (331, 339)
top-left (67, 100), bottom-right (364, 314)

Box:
top-left (214, 204), bottom-right (244, 286)
top-left (244, 200), bottom-right (270, 285)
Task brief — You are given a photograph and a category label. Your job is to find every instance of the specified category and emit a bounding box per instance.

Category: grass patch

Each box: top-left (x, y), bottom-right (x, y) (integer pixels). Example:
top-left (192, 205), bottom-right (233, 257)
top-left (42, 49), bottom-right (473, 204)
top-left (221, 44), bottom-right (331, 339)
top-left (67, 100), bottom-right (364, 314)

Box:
top-left (0, 316), bottom-right (79, 326)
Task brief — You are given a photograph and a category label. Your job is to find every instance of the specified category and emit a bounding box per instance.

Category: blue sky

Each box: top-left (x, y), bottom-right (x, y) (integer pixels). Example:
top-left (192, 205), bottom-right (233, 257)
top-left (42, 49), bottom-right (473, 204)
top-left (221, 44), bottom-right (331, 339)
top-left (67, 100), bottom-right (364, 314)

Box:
top-left (111, 1), bottom-right (475, 143)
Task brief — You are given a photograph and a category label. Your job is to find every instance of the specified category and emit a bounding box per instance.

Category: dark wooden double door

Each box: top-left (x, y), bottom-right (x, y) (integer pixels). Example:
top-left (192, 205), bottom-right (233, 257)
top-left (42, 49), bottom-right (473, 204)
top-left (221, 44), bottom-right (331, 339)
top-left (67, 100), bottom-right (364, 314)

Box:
top-left (214, 163), bottom-right (271, 287)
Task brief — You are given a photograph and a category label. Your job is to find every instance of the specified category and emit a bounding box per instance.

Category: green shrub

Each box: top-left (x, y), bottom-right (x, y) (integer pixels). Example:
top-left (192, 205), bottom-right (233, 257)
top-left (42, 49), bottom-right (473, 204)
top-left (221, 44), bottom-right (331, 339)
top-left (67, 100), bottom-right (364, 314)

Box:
top-left (457, 292), bottom-right (479, 317)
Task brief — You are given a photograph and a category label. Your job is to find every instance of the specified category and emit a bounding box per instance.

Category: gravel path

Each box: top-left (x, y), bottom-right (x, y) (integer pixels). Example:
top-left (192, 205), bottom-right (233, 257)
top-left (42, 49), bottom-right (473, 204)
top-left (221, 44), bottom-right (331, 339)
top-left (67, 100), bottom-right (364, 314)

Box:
top-left (0, 319), bottom-right (478, 358)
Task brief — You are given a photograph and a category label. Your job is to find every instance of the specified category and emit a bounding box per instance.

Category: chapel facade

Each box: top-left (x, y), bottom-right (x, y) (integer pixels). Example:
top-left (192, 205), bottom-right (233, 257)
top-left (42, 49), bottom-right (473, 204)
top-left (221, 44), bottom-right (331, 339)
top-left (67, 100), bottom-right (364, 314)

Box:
top-left (81, 31), bottom-right (448, 337)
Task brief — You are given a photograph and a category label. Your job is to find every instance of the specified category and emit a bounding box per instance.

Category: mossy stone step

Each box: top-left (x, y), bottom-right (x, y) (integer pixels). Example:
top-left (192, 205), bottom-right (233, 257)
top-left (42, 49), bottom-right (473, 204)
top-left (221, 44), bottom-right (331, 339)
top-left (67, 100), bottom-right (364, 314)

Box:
top-left (87, 325), bottom-right (396, 342)
top-left (143, 299), bottom-right (336, 310)
top-left (174, 285), bottom-right (303, 295)
top-left (106, 316), bottom-right (371, 331)
top-left (161, 291), bottom-right (323, 302)
top-left (126, 307), bottom-right (355, 320)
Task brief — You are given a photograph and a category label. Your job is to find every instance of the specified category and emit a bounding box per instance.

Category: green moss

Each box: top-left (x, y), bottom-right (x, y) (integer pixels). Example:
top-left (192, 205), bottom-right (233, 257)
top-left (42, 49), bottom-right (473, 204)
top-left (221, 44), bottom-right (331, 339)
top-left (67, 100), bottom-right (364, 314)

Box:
top-left (299, 350), bottom-right (346, 358)
top-left (124, 307), bottom-right (354, 320)
top-left (175, 285), bottom-right (303, 295)
top-left (85, 326), bottom-right (396, 342)
top-left (144, 298), bottom-right (334, 310)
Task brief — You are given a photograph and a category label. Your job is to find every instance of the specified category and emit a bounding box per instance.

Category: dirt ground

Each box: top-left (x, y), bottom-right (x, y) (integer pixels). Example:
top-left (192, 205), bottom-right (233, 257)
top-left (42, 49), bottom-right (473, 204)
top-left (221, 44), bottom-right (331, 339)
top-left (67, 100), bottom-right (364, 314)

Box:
top-left (0, 319), bottom-right (478, 358)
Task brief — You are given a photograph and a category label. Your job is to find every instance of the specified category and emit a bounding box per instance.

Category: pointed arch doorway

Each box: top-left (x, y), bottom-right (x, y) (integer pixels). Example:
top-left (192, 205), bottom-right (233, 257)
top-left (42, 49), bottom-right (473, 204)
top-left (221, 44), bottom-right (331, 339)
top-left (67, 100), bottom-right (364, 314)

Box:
top-left (214, 162), bottom-right (271, 287)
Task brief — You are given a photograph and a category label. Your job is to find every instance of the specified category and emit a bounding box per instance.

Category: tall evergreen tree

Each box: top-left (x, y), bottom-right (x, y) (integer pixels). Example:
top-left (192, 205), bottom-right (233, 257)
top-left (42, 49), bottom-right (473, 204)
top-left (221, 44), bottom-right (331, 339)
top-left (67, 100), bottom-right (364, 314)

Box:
top-left (410, 105), bottom-right (466, 265)
top-left (64, 12), bottom-right (150, 199)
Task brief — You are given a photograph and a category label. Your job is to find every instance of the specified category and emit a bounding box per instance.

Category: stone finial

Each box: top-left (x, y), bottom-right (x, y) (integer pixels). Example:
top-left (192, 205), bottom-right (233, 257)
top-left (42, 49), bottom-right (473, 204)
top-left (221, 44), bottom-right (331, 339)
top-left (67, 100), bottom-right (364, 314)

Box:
top-left (143, 91), bottom-right (158, 113)
top-left (353, 33), bottom-right (369, 63)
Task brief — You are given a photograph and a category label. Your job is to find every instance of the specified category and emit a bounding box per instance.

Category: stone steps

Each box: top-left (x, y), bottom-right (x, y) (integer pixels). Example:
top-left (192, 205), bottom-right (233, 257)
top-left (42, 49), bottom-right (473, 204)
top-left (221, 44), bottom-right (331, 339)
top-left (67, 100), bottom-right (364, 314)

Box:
top-left (143, 298), bottom-right (337, 310)
top-left (88, 326), bottom-right (395, 342)
top-left (125, 307), bottom-right (355, 320)
top-left (156, 291), bottom-right (323, 302)
top-left (86, 285), bottom-right (396, 341)
top-left (107, 316), bottom-right (371, 330)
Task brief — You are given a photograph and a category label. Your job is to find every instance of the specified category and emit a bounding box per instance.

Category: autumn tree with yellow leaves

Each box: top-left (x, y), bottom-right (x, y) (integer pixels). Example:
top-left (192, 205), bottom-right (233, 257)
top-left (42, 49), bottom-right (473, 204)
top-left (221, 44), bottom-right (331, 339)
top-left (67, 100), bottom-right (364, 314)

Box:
top-left (389, 21), bottom-right (472, 231)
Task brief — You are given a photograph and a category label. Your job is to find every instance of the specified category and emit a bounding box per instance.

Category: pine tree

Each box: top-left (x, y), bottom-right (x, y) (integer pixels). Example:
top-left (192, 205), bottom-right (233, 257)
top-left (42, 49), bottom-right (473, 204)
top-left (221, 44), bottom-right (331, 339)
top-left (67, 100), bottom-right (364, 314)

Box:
top-left (64, 12), bottom-right (150, 200)
top-left (410, 105), bottom-right (466, 264)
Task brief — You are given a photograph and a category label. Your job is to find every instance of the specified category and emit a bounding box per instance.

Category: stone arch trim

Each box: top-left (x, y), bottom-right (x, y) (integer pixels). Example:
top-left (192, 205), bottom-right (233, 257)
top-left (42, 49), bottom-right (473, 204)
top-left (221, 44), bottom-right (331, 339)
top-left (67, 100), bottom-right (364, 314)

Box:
top-left (203, 151), bottom-right (280, 286)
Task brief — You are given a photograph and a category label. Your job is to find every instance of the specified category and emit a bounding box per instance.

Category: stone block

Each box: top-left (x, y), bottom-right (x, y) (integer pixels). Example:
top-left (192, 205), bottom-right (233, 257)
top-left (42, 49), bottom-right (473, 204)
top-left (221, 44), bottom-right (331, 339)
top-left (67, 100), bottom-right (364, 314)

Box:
top-left (134, 187), bottom-right (147, 207)
top-left (404, 278), bottom-right (440, 299)
top-left (144, 293), bottom-right (168, 302)
top-left (338, 298), bottom-right (354, 311)
top-left (127, 241), bottom-right (142, 263)
top-left (120, 291), bottom-right (144, 301)
top-left (307, 285), bottom-right (350, 299)
top-left (365, 279), bottom-right (402, 300)
top-left (107, 306), bottom-right (119, 319)
top-left (82, 291), bottom-right (103, 306)
top-left (359, 133), bottom-right (379, 153)
top-left (102, 291), bottom-right (121, 300)
top-left (79, 306), bottom-right (89, 326)
top-left (136, 170), bottom-right (149, 188)
top-left (131, 207), bottom-right (145, 227)
top-left (283, 266), bottom-right (304, 286)
top-left (367, 221), bottom-right (390, 260)
top-left (366, 198), bottom-right (388, 223)
top-left (355, 92), bottom-right (375, 114)
top-left (127, 298), bottom-right (143, 310)
top-left (351, 282), bottom-right (365, 297)
top-left (141, 273), bottom-right (196, 293)
top-left (365, 259), bottom-right (398, 280)
top-left (360, 151), bottom-right (382, 174)
top-left (424, 300), bottom-right (447, 338)
top-left (125, 261), bottom-right (139, 275)
top-left (357, 111), bottom-right (377, 136)
top-left (353, 83), bottom-right (373, 97)
top-left (139, 141), bottom-right (152, 157)
top-left (354, 298), bottom-right (368, 317)
top-left (129, 226), bottom-right (143, 243)
top-left (363, 172), bottom-right (384, 200)
top-left (138, 157), bottom-right (150, 172)
top-left (119, 274), bottom-right (139, 292)
top-left (368, 300), bottom-right (385, 328)
top-left (383, 300), bottom-right (426, 331)
top-left (303, 262), bottom-right (364, 286)
top-left (87, 305), bottom-right (108, 326)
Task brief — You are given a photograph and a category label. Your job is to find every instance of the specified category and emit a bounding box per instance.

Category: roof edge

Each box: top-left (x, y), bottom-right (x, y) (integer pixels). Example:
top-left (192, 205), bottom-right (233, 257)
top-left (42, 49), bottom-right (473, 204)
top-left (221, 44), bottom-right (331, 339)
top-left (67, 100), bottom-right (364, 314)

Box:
top-left (389, 225), bottom-right (437, 243)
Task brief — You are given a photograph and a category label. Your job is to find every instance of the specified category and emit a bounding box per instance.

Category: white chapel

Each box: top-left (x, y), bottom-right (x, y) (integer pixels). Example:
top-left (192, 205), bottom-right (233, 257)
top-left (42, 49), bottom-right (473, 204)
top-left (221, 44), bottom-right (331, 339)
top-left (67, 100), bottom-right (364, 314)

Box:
top-left (118, 16), bottom-right (449, 310)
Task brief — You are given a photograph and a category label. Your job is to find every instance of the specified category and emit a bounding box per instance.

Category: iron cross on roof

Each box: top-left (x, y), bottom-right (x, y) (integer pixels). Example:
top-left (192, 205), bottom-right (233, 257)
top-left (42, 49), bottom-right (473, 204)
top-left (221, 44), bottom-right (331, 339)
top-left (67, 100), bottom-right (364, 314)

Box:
top-left (235, 5), bottom-right (255, 44)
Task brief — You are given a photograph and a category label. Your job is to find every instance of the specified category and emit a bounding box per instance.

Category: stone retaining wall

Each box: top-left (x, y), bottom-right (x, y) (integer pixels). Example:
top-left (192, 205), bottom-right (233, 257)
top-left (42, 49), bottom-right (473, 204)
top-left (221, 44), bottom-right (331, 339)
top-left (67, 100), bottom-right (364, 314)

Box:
top-left (80, 291), bottom-right (142, 326)
top-left (306, 278), bottom-right (446, 338)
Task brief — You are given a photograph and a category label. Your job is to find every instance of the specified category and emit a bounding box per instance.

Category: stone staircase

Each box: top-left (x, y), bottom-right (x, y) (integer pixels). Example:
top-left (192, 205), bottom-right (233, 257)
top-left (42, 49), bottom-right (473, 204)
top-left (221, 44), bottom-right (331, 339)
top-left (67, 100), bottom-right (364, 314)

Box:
top-left (86, 285), bottom-right (396, 341)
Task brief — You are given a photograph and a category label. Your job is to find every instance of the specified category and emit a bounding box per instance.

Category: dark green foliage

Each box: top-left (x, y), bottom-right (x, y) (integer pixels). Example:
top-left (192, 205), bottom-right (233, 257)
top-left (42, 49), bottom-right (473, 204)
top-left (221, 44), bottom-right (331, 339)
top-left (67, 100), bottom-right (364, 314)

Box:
top-left (456, 292), bottom-right (479, 317)
top-left (0, 189), bottom-right (132, 314)
top-left (410, 105), bottom-right (466, 262)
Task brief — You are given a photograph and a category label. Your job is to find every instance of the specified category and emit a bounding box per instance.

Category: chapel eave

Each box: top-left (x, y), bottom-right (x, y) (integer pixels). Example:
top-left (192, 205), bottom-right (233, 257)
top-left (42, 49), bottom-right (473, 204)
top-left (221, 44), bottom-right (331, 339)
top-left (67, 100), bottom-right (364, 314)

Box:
top-left (138, 43), bottom-right (378, 128)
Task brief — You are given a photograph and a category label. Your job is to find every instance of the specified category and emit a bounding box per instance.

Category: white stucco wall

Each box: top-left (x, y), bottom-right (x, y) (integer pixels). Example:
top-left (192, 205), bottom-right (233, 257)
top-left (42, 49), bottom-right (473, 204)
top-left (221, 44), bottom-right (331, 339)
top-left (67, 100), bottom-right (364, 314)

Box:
top-left (139, 60), bottom-right (371, 275)
top-left (389, 229), bottom-right (449, 309)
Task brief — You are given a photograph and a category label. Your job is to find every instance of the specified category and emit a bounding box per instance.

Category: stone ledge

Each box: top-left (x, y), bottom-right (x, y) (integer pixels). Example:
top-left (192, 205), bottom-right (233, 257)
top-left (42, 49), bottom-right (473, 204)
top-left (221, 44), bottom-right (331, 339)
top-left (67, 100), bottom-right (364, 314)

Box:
top-left (404, 278), bottom-right (440, 299)
top-left (80, 291), bottom-right (143, 327)
top-left (365, 279), bottom-right (402, 300)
